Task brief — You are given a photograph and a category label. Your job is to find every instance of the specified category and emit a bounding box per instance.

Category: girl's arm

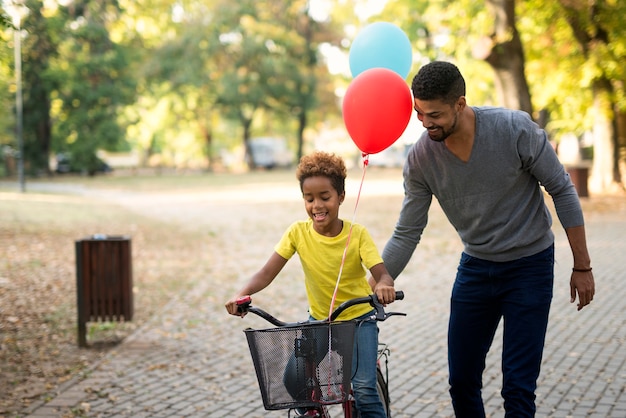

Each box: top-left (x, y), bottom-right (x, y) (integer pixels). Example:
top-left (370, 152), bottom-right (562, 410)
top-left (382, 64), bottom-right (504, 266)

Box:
top-left (225, 252), bottom-right (288, 316)
top-left (369, 262), bottom-right (396, 305)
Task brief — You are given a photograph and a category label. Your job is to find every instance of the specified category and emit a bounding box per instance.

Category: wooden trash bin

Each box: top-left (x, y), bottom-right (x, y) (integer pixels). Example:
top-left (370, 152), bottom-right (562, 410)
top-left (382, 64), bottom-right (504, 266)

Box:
top-left (75, 235), bottom-right (133, 347)
top-left (566, 165), bottom-right (590, 198)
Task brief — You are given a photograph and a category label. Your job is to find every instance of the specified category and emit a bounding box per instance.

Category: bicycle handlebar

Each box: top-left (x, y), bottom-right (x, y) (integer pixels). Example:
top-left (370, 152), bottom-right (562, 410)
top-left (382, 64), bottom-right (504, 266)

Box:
top-left (236, 291), bottom-right (406, 327)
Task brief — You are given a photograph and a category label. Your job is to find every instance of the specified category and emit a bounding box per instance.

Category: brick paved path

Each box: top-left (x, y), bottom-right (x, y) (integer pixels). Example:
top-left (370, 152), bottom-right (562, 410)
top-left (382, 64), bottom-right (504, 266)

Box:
top-left (26, 175), bottom-right (626, 418)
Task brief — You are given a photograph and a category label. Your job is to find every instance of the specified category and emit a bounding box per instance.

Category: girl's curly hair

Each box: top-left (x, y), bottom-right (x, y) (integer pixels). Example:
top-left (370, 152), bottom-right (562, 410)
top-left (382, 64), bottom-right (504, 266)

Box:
top-left (296, 151), bottom-right (346, 195)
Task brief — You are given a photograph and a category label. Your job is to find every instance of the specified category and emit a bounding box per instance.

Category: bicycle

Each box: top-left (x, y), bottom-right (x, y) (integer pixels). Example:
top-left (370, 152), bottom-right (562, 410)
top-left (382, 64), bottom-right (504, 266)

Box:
top-left (236, 291), bottom-right (406, 417)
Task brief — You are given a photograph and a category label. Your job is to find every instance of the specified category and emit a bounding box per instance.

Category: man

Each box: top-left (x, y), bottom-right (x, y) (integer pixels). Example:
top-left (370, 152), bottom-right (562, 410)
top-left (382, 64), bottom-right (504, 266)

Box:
top-left (381, 61), bottom-right (595, 417)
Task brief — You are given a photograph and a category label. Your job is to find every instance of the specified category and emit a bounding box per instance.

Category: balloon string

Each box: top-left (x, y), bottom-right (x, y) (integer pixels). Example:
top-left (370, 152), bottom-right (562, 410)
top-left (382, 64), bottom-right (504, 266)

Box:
top-left (328, 153), bottom-right (369, 320)
top-left (325, 153), bottom-right (368, 401)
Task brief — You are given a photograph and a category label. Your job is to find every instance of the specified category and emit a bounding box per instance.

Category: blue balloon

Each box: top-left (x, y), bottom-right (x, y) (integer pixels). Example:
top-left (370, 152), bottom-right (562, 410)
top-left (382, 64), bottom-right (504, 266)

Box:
top-left (349, 22), bottom-right (413, 79)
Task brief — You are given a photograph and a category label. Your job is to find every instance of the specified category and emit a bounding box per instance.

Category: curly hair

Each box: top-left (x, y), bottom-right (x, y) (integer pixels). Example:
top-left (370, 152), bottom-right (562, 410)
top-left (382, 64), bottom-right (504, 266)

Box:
top-left (296, 151), bottom-right (346, 195)
top-left (411, 61), bottom-right (466, 105)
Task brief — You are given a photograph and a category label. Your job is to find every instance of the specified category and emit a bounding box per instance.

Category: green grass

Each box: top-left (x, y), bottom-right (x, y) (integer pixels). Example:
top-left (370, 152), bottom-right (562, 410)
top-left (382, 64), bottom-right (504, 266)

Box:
top-left (1, 166), bottom-right (403, 193)
top-left (5, 169), bottom-right (298, 191)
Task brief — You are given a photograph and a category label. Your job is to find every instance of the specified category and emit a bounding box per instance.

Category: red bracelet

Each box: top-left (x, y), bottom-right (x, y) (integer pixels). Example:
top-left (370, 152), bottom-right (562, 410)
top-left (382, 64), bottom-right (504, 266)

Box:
top-left (572, 267), bottom-right (592, 272)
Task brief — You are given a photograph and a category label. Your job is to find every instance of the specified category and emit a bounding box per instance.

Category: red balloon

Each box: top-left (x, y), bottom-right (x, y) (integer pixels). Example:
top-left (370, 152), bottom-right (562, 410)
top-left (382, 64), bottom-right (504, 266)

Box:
top-left (342, 68), bottom-right (413, 154)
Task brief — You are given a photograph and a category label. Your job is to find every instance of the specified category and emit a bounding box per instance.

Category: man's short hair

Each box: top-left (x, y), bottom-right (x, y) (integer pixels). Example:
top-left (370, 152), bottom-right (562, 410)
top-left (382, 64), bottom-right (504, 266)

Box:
top-left (411, 61), bottom-right (466, 105)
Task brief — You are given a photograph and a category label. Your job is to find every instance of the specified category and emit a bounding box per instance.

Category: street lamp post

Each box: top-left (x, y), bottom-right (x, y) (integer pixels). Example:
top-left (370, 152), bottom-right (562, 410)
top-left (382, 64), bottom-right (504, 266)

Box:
top-left (6, 0), bottom-right (26, 192)
top-left (14, 8), bottom-right (24, 192)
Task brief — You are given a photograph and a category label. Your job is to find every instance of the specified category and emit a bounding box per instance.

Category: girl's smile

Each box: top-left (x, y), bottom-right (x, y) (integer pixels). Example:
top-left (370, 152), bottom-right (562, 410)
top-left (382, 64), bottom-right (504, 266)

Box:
top-left (301, 175), bottom-right (344, 236)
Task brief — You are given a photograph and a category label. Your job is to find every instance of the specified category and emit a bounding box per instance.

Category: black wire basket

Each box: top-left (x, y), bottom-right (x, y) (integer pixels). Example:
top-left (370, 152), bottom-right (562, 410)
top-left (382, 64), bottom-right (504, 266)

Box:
top-left (244, 321), bottom-right (356, 410)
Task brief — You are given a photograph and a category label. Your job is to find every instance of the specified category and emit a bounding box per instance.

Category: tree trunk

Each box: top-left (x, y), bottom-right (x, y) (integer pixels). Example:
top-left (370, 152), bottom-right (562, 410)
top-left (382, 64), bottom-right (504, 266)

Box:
top-left (296, 109), bottom-right (306, 163)
top-left (588, 81), bottom-right (615, 193)
top-left (197, 115), bottom-right (213, 172)
top-left (617, 110), bottom-right (626, 188)
top-left (241, 114), bottom-right (255, 169)
top-left (36, 105), bottom-right (52, 175)
top-left (482, 0), bottom-right (533, 115)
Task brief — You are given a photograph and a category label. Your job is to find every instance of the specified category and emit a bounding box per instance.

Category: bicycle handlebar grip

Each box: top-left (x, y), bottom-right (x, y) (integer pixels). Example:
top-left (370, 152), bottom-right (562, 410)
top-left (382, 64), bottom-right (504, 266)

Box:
top-left (236, 295), bottom-right (251, 313)
top-left (395, 291), bottom-right (405, 300)
top-left (236, 295), bottom-right (251, 305)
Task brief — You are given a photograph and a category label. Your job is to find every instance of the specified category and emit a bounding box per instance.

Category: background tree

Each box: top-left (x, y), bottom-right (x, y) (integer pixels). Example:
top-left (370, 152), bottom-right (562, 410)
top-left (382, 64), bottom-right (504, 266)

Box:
top-left (0, 9), bottom-right (12, 28)
top-left (473, 0), bottom-right (532, 114)
top-left (19, 0), bottom-right (62, 175)
top-left (556, 0), bottom-right (626, 193)
top-left (139, 0), bottom-right (339, 170)
top-left (0, 10), bottom-right (16, 176)
top-left (380, 0), bottom-right (625, 193)
top-left (212, 0), bottom-right (339, 168)
top-left (387, 0), bottom-right (531, 113)
top-left (1, 0), bottom-right (625, 191)
top-left (132, 0), bottom-right (231, 170)
top-left (261, 0), bottom-right (341, 162)
top-left (52, 0), bottom-right (137, 175)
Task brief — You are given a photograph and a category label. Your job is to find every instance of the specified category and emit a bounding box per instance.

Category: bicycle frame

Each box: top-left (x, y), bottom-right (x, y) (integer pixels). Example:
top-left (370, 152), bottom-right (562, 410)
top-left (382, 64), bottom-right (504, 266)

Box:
top-left (237, 292), bottom-right (405, 418)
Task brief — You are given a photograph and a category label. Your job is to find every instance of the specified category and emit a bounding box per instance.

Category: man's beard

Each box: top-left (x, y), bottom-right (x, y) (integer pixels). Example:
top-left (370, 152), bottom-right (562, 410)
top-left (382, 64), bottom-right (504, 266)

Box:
top-left (427, 112), bottom-right (458, 143)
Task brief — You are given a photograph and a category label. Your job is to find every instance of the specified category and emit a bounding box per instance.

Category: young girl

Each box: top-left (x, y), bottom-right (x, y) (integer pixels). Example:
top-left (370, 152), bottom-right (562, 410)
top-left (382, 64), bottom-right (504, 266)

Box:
top-left (225, 151), bottom-right (397, 417)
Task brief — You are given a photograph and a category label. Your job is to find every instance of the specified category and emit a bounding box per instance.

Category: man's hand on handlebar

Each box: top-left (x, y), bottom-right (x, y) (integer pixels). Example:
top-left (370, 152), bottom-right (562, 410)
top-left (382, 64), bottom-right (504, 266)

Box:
top-left (369, 264), bottom-right (397, 306)
top-left (374, 283), bottom-right (396, 306)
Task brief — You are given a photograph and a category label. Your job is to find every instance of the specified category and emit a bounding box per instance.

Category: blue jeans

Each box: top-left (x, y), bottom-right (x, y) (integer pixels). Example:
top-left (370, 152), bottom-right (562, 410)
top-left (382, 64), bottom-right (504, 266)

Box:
top-left (448, 245), bottom-right (554, 418)
top-left (351, 312), bottom-right (387, 417)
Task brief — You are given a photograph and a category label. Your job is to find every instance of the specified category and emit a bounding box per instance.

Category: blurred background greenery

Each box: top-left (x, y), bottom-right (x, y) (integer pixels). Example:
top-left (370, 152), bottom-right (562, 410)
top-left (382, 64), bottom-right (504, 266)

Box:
top-left (1, 0), bottom-right (625, 193)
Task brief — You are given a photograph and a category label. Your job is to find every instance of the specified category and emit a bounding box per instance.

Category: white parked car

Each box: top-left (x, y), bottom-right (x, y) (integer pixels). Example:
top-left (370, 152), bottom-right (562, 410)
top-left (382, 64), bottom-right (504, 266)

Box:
top-left (367, 145), bottom-right (409, 168)
top-left (249, 137), bottom-right (293, 169)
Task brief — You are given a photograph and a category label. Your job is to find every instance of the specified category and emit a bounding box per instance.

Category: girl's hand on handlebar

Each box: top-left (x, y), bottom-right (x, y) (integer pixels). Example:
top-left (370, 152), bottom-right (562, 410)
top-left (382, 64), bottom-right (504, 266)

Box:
top-left (225, 296), bottom-right (248, 317)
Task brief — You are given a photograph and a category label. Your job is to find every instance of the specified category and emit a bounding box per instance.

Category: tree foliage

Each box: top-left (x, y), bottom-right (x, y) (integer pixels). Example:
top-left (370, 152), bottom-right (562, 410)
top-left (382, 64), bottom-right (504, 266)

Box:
top-left (554, 0), bottom-right (626, 190)
top-left (51, 0), bottom-right (137, 175)
top-left (0, 0), bottom-right (625, 190)
top-left (19, 0), bottom-right (60, 175)
top-left (0, 10), bottom-right (13, 29)
top-left (379, 0), bottom-right (625, 193)
top-left (127, 0), bottom-right (338, 169)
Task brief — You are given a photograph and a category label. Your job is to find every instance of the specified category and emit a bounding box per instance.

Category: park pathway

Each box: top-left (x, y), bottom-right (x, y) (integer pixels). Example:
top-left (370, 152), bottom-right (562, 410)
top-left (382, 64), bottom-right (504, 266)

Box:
top-left (21, 174), bottom-right (626, 417)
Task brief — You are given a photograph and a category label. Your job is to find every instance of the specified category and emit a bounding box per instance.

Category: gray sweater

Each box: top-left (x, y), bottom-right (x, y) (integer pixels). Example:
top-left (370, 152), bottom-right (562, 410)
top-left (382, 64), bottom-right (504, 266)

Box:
top-left (382, 106), bottom-right (584, 277)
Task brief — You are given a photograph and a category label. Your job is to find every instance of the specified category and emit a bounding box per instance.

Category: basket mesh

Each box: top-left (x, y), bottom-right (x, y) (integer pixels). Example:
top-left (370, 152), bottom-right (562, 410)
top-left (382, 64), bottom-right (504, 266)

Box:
top-left (244, 321), bottom-right (356, 410)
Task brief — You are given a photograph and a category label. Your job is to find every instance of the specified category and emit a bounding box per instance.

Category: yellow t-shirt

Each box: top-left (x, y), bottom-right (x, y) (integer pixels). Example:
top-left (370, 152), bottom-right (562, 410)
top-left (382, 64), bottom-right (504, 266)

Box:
top-left (274, 219), bottom-right (383, 321)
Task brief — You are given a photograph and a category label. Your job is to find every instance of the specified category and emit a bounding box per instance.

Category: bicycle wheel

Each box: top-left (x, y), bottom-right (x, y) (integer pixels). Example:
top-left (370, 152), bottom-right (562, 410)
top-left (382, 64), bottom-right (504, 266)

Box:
top-left (376, 367), bottom-right (390, 417)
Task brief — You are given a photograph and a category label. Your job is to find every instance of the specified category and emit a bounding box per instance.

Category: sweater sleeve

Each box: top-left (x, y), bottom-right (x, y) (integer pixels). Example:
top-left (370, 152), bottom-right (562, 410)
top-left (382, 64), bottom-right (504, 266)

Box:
top-left (381, 149), bottom-right (433, 279)
top-left (516, 113), bottom-right (584, 228)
